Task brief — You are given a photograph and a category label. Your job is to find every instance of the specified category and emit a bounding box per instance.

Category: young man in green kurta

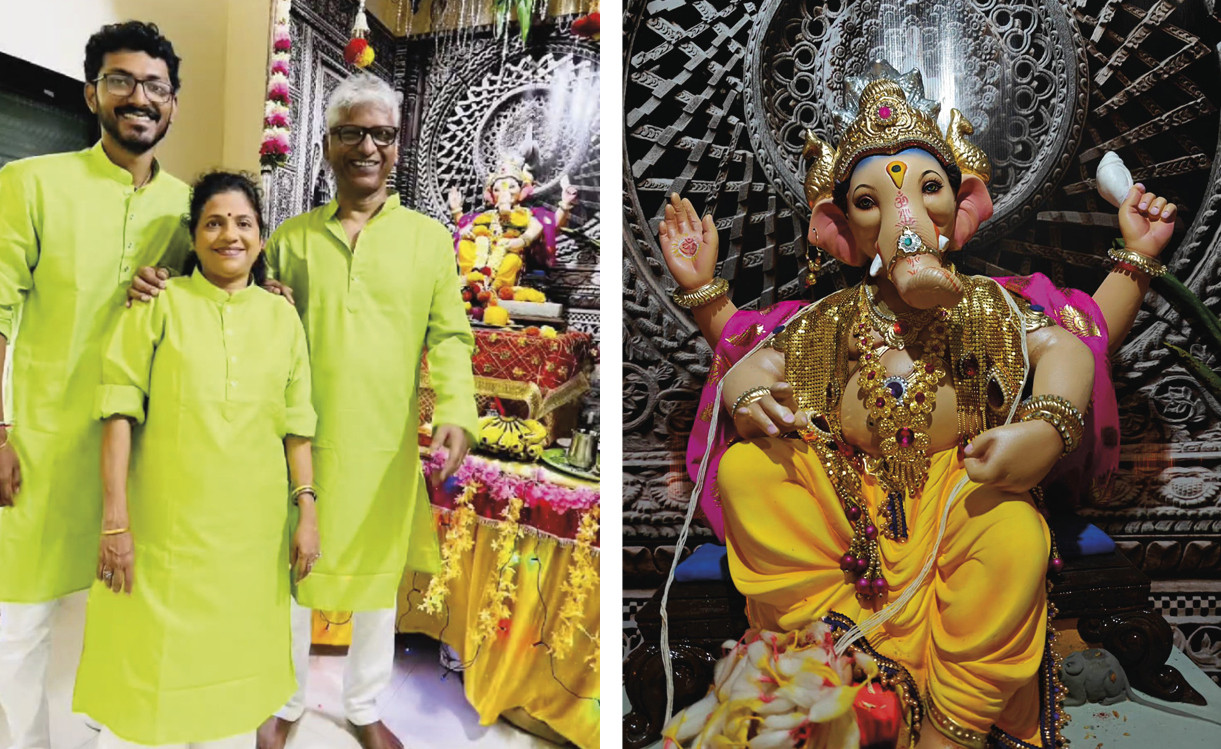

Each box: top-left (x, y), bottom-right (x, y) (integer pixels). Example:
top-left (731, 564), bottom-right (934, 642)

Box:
top-left (132, 73), bottom-right (478, 749)
top-left (0, 22), bottom-right (191, 749)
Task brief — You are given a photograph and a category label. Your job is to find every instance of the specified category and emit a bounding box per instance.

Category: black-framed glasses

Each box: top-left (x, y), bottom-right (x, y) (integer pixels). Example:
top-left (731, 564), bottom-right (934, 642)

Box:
top-left (93, 73), bottom-right (174, 104)
top-left (329, 125), bottom-right (399, 147)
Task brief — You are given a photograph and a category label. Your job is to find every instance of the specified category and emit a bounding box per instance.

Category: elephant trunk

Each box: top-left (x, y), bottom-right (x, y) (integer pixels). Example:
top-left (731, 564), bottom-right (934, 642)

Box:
top-left (880, 219), bottom-right (963, 310)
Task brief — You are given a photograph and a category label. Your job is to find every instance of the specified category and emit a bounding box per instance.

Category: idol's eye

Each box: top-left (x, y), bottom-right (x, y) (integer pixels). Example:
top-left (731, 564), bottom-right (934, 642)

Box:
top-left (922, 180), bottom-right (943, 194)
top-left (855, 196), bottom-right (876, 210)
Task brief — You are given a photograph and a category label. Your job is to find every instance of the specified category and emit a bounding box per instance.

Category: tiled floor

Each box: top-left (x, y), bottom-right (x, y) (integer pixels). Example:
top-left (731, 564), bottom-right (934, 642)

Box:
top-left (0, 592), bottom-right (563, 749)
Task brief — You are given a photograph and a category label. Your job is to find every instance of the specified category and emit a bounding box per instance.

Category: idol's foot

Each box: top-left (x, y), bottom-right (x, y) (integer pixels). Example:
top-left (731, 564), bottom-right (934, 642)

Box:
top-left (256, 716), bottom-right (297, 749)
top-left (351, 720), bottom-right (404, 749)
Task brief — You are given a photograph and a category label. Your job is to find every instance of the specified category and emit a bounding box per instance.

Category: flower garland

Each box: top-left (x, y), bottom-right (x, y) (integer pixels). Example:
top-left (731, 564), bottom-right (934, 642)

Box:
top-left (424, 450), bottom-right (599, 514)
top-left (552, 504), bottom-right (599, 659)
top-left (476, 495), bottom-right (525, 645)
top-left (260, 0), bottom-right (293, 170)
top-left (419, 481), bottom-right (478, 615)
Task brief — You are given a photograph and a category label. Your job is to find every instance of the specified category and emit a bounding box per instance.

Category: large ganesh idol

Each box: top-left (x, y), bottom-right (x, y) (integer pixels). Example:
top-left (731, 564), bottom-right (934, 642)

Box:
top-left (658, 67), bottom-right (1176, 749)
top-left (448, 159), bottom-right (577, 294)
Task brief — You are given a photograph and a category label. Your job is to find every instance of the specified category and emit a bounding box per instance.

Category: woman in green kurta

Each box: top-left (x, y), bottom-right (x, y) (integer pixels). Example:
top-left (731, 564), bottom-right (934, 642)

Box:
top-left (74, 172), bottom-right (320, 748)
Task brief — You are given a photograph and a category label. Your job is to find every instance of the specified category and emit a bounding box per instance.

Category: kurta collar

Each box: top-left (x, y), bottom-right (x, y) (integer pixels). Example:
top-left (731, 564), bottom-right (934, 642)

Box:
top-left (87, 140), bottom-right (163, 189)
top-left (188, 266), bottom-right (260, 304)
top-left (323, 191), bottom-right (402, 249)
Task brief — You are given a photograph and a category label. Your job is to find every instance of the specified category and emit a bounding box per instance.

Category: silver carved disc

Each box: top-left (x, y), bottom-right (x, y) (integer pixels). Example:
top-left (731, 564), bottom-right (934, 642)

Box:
top-left (743, 0), bottom-right (1089, 245)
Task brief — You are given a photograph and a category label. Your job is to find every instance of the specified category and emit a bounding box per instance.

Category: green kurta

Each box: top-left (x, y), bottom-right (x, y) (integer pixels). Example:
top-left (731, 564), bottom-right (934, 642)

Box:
top-left (0, 143), bottom-right (190, 603)
top-left (266, 193), bottom-right (478, 611)
top-left (73, 270), bottom-right (315, 744)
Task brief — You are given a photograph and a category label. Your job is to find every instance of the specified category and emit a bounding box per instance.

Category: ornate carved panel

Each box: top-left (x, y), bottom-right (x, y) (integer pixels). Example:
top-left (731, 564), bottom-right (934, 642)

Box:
top-left (400, 19), bottom-right (602, 329)
top-left (622, 0), bottom-right (1221, 598)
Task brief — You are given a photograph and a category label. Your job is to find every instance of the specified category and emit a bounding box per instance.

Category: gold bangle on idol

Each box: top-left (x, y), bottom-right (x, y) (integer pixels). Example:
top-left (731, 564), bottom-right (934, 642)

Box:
top-left (1108, 246), bottom-right (1166, 278)
top-left (1016, 395), bottom-right (1085, 455)
top-left (732, 386), bottom-right (773, 413)
top-left (671, 277), bottom-right (729, 309)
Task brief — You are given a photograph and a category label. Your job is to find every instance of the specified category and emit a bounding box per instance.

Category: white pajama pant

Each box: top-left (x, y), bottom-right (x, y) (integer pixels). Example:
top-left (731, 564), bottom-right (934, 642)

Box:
top-left (275, 600), bottom-right (396, 727)
top-left (0, 598), bottom-right (64, 749)
top-left (97, 728), bottom-right (254, 749)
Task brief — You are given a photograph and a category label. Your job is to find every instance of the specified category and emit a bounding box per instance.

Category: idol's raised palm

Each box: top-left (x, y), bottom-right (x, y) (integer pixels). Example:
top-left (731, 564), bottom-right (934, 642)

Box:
top-left (657, 192), bottom-right (719, 292)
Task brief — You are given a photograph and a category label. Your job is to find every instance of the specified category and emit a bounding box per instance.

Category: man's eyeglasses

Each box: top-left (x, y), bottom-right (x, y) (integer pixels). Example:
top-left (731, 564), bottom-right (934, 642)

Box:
top-left (93, 73), bottom-right (175, 104)
top-left (330, 125), bottom-right (399, 147)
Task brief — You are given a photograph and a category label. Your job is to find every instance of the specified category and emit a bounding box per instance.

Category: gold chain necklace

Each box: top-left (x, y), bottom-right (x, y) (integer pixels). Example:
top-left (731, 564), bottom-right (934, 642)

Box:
top-left (863, 284), bottom-right (939, 350)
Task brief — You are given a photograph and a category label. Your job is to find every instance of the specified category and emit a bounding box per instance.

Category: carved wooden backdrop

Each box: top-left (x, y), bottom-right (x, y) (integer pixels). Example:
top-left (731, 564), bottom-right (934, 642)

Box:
top-left (267, 0), bottom-right (601, 346)
top-left (622, 0), bottom-right (1221, 683)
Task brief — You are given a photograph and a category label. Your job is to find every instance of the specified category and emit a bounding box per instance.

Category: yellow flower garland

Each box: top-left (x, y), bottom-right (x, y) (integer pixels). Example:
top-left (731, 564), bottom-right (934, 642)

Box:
top-left (552, 505), bottom-right (599, 659)
top-left (476, 495), bottom-right (525, 645)
top-left (419, 483), bottom-right (479, 615)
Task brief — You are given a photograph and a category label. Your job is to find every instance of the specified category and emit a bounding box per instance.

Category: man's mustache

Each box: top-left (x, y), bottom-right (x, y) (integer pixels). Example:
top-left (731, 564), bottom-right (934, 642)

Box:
top-left (114, 106), bottom-right (161, 122)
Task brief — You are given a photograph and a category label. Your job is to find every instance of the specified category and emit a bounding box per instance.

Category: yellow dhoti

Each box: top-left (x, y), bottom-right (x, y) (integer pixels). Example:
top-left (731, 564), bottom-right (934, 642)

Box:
top-left (718, 437), bottom-right (1049, 742)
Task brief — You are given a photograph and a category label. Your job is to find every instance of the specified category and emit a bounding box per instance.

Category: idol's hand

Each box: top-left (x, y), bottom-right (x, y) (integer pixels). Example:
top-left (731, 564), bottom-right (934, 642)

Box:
top-left (262, 279), bottom-right (296, 306)
top-left (1119, 184), bottom-right (1177, 259)
top-left (291, 505), bottom-right (320, 583)
top-left (0, 437), bottom-right (20, 507)
top-left (98, 530), bottom-right (135, 595)
top-left (432, 425), bottom-right (469, 487)
top-left (728, 382), bottom-right (809, 439)
top-left (657, 193), bottom-right (718, 292)
top-left (448, 187), bottom-right (464, 215)
top-left (127, 266), bottom-right (169, 306)
top-left (963, 420), bottom-right (1063, 494)
top-left (560, 174), bottom-right (578, 207)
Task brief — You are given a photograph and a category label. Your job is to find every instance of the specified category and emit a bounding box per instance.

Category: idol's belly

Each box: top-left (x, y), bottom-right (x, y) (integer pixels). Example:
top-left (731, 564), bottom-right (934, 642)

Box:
top-left (838, 351), bottom-right (963, 458)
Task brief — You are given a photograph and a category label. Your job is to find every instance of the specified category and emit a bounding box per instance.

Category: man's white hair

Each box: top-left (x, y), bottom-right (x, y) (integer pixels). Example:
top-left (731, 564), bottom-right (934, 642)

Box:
top-left (325, 73), bottom-right (402, 129)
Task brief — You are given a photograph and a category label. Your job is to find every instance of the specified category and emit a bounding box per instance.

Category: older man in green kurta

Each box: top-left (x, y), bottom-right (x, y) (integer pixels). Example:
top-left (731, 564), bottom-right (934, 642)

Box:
top-left (0, 22), bottom-right (191, 749)
top-left (268, 73), bottom-right (477, 749)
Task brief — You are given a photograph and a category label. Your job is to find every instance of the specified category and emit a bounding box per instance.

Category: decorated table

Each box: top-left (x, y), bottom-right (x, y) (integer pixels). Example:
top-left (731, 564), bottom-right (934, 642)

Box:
top-left (421, 329), bottom-right (593, 433)
top-left (395, 452), bottom-right (600, 749)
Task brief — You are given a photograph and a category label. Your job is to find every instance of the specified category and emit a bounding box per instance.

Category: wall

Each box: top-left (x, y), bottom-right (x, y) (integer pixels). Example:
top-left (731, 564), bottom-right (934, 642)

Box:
top-left (0, 0), bottom-right (272, 179)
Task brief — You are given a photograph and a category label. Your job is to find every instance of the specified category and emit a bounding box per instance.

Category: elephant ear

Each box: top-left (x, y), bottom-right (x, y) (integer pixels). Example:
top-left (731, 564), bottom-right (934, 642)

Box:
top-left (483, 187), bottom-right (495, 204)
top-left (951, 174), bottom-right (994, 251)
top-left (810, 198), bottom-right (865, 266)
top-left (519, 184), bottom-right (535, 201)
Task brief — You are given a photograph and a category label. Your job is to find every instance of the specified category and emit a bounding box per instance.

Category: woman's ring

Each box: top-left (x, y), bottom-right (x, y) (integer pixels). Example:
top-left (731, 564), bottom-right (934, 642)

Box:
top-left (102, 569), bottom-right (114, 581)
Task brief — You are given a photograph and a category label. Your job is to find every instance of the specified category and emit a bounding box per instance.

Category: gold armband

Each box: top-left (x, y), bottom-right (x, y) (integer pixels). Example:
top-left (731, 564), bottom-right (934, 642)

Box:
top-left (1016, 394), bottom-right (1086, 455)
top-left (1108, 246), bottom-right (1166, 278)
top-left (671, 277), bottom-right (729, 309)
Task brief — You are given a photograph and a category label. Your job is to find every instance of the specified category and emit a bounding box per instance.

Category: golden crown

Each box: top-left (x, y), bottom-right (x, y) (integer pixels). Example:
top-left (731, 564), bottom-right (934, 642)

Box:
top-left (802, 67), bottom-right (991, 206)
top-left (486, 158), bottom-right (534, 189)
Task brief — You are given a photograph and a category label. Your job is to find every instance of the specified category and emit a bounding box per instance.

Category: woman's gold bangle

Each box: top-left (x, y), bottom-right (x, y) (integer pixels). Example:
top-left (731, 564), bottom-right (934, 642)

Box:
top-left (101, 528), bottom-right (130, 536)
top-left (732, 386), bottom-right (773, 413)
top-left (671, 277), bottom-right (729, 309)
top-left (291, 485), bottom-right (317, 505)
top-left (1108, 246), bottom-right (1166, 278)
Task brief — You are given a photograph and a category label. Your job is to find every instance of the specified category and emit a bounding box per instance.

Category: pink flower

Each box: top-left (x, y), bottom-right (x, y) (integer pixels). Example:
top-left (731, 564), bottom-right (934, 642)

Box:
top-left (271, 58), bottom-right (290, 76)
top-left (273, 28), bottom-right (291, 52)
top-left (267, 77), bottom-right (290, 104)
top-left (454, 459), bottom-right (477, 486)
top-left (491, 475), bottom-right (524, 503)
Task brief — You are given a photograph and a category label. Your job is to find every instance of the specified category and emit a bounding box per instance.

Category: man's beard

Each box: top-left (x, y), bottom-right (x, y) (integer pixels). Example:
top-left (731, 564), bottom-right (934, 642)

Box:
top-left (99, 105), bottom-right (169, 155)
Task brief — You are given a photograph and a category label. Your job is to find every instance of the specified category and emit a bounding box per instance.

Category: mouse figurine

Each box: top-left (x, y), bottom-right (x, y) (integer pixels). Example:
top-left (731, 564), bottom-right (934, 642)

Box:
top-left (1060, 648), bottom-right (1221, 726)
top-left (1061, 648), bottom-right (1129, 706)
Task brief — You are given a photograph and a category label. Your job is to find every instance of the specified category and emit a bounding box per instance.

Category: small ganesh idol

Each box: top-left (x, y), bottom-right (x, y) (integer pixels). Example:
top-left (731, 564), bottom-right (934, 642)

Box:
top-left (448, 159), bottom-right (577, 295)
top-left (657, 65), bottom-right (1176, 749)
